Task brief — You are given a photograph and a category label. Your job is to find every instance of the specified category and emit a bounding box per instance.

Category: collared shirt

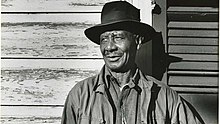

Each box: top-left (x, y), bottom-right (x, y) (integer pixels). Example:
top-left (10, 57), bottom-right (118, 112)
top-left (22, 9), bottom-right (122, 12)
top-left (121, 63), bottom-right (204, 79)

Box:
top-left (105, 67), bottom-right (142, 124)
top-left (61, 65), bottom-right (204, 124)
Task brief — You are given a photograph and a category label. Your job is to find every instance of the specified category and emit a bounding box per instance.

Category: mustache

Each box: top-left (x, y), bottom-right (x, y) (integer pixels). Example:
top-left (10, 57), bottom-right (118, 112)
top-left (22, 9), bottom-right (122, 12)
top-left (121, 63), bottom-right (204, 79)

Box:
top-left (104, 52), bottom-right (123, 57)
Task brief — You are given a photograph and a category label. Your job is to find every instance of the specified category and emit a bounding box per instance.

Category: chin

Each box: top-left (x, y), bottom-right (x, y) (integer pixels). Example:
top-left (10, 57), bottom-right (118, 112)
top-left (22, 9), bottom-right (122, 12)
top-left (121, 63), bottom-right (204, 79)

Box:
top-left (104, 57), bottom-right (128, 72)
top-left (106, 63), bottom-right (129, 72)
top-left (107, 64), bottom-right (121, 70)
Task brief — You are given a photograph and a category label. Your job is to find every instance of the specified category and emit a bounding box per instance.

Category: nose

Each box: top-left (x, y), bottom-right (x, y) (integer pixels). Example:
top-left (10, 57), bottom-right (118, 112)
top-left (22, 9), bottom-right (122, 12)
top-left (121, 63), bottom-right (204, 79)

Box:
top-left (105, 39), bottom-right (117, 52)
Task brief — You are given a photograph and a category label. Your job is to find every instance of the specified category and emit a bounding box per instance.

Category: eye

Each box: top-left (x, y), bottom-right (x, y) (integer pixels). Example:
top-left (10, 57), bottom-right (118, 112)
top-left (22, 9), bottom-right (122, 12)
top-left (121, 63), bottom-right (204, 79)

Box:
top-left (114, 35), bottom-right (125, 42)
top-left (100, 37), bottom-right (108, 43)
top-left (115, 36), bottom-right (123, 39)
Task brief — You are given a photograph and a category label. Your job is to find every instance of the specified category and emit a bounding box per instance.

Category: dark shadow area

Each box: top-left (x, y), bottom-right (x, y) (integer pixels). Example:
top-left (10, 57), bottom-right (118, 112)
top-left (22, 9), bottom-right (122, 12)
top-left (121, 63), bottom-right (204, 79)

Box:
top-left (168, 0), bottom-right (219, 7)
top-left (136, 32), bottom-right (182, 81)
top-left (181, 94), bottom-right (218, 124)
top-left (152, 3), bottom-right (161, 15)
top-left (152, 32), bottom-right (182, 81)
top-left (181, 98), bottom-right (206, 124)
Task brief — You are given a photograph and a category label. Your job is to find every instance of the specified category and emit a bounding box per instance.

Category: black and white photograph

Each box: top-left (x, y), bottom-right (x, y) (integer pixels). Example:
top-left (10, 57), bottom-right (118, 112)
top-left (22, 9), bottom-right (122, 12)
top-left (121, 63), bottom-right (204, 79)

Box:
top-left (1, 0), bottom-right (218, 124)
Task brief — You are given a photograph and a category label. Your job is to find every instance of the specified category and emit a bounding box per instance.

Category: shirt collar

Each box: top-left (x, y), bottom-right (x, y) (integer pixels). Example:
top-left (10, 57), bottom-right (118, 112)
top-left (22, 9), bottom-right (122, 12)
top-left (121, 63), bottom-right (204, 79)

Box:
top-left (93, 65), bottom-right (154, 94)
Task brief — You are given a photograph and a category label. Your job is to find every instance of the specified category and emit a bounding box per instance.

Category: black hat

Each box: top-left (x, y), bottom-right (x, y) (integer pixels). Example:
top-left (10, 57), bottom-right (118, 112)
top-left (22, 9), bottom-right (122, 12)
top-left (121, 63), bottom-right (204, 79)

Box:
top-left (84, 1), bottom-right (156, 45)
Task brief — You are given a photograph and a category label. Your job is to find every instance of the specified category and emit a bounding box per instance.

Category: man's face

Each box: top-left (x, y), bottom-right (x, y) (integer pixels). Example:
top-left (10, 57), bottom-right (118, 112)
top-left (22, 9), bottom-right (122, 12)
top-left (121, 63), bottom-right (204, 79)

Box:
top-left (100, 30), bottom-right (138, 72)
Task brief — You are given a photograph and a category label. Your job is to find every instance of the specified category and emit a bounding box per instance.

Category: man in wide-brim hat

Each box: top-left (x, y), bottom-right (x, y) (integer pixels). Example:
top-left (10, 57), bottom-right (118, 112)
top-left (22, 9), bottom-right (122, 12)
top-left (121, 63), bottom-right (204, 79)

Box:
top-left (62, 1), bottom-right (204, 124)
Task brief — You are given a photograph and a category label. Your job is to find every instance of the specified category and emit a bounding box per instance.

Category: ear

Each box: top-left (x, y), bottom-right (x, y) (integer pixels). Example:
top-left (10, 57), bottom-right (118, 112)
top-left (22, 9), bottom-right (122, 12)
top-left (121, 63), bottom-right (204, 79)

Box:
top-left (135, 35), bottom-right (145, 50)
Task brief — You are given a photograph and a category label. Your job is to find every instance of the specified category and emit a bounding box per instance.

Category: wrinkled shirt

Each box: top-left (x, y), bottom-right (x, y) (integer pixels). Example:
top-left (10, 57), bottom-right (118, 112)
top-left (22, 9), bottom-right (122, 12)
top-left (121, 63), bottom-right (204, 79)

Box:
top-left (61, 66), bottom-right (204, 124)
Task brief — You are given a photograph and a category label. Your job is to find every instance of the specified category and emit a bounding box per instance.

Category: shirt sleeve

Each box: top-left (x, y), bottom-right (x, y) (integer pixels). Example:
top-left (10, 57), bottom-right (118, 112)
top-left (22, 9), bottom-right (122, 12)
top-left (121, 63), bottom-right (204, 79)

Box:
top-left (61, 93), bottom-right (78, 124)
top-left (171, 96), bottom-right (205, 124)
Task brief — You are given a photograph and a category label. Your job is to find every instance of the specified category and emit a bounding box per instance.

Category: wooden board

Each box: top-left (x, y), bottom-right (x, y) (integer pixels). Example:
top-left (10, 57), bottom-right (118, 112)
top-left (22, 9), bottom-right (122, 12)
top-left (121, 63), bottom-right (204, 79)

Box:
top-left (168, 45), bottom-right (218, 54)
top-left (1, 14), bottom-right (102, 58)
top-left (1, 106), bottom-right (63, 117)
top-left (1, 59), bottom-right (104, 69)
top-left (168, 71), bottom-right (218, 76)
top-left (1, 117), bottom-right (61, 124)
top-left (167, 7), bottom-right (218, 12)
top-left (168, 37), bottom-right (218, 45)
top-left (169, 61), bottom-right (218, 71)
top-left (169, 54), bottom-right (218, 62)
top-left (1, 59), bottom-right (104, 105)
top-left (1, 106), bottom-right (62, 124)
top-left (1, 14), bottom-right (100, 23)
top-left (171, 87), bottom-right (218, 93)
top-left (168, 22), bottom-right (218, 29)
top-left (168, 29), bottom-right (218, 37)
top-left (1, 0), bottom-right (117, 12)
top-left (167, 0), bottom-right (219, 7)
top-left (168, 76), bottom-right (218, 87)
top-left (167, 12), bottom-right (218, 22)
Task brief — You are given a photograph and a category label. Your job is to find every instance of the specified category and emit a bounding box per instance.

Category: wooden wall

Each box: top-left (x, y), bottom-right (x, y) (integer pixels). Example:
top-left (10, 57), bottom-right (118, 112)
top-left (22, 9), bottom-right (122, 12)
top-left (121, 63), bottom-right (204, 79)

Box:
top-left (2, 0), bottom-right (155, 123)
top-left (1, 0), bottom-right (112, 123)
top-left (1, 0), bottom-right (218, 124)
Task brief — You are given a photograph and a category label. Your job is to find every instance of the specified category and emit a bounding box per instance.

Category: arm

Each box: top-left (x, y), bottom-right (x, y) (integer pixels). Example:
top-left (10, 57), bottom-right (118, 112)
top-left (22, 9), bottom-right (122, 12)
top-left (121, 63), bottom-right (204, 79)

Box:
top-left (61, 92), bottom-right (78, 124)
top-left (171, 95), bottom-right (205, 124)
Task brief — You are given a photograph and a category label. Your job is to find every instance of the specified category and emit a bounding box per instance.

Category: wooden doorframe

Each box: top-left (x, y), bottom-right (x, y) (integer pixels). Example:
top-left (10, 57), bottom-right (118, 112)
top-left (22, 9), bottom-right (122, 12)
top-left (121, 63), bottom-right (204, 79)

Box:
top-left (152, 0), bottom-right (168, 83)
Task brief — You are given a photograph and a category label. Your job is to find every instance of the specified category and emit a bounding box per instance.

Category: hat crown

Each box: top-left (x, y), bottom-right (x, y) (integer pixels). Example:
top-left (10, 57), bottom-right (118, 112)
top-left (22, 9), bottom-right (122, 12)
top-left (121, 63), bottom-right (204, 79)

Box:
top-left (101, 1), bottom-right (140, 24)
top-left (84, 1), bottom-right (156, 45)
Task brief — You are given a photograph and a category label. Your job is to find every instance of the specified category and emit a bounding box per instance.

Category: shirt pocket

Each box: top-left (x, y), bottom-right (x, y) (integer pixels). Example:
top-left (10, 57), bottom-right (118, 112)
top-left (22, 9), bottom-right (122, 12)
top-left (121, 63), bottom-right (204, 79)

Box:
top-left (78, 115), bottom-right (105, 124)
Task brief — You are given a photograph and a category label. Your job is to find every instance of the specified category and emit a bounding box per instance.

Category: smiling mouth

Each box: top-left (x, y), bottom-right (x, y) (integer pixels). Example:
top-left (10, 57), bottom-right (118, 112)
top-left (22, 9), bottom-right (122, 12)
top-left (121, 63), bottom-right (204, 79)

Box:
top-left (105, 55), bottom-right (121, 62)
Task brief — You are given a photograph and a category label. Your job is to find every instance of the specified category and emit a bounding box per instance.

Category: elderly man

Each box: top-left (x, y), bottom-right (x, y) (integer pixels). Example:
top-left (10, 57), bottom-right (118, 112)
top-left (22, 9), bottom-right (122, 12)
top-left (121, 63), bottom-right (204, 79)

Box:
top-left (61, 1), bottom-right (203, 124)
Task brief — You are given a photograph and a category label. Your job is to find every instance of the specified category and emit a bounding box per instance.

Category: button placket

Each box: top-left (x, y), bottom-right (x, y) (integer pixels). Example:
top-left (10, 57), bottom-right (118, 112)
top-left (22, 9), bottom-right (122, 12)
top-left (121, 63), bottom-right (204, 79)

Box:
top-left (120, 85), bottom-right (131, 124)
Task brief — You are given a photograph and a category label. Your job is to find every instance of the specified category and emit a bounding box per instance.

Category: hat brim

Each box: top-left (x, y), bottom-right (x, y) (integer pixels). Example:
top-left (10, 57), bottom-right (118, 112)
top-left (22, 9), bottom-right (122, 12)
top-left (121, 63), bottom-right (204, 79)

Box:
top-left (84, 20), bottom-right (156, 45)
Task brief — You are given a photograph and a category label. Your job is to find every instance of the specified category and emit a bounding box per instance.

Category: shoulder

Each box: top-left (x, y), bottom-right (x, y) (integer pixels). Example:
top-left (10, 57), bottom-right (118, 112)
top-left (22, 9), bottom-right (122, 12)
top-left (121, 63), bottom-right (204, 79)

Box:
top-left (145, 75), bottom-right (169, 88)
top-left (69, 75), bottom-right (97, 95)
top-left (143, 75), bottom-right (181, 111)
top-left (66, 75), bottom-right (98, 104)
top-left (144, 75), bottom-right (179, 101)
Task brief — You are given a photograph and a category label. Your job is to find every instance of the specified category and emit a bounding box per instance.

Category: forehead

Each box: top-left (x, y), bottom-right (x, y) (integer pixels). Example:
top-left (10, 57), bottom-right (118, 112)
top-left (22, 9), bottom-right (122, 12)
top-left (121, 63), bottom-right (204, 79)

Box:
top-left (100, 30), bottom-right (133, 36)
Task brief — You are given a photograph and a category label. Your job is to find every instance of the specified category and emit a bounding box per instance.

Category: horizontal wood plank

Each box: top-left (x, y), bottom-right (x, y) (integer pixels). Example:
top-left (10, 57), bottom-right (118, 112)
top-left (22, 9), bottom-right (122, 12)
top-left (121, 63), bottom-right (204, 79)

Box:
top-left (168, 37), bottom-right (218, 45)
top-left (1, 59), bottom-right (104, 69)
top-left (1, 59), bottom-right (104, 105)
top-left (168, 29), bottom-right (218, 37)
top-left (167, 7), bottom-right (218, 13)
top-left (168, 76), bottom-right (218, 87)
top-left (168, 71), bottom-right (218, 76)
top-left (1, 15), bottom-right (103, 58)
top-left (168, 45), bottom-right (218, 54)
top-left (1, 106), bottom-right (63, 117)
top-left (1, 106), bottom-right (62, 124)
top-left (171, 87), bottom-right (218, 93)
top-left (1, 0), bottom-right (116, 12)
top-left (1, 14), bottom-right (100, 23)
top-left (168, 22), bottom-right (218, 29)
top-left (168, 54), bottom-right (218, 62)
top-left (169, 61), bottom-right (218, 71)
top-left (1, 118), bottom-right (61, 124)
top-left (167, 12), bottom-right (218, 22)
top-left (167, 0), bottom-right (219, 8)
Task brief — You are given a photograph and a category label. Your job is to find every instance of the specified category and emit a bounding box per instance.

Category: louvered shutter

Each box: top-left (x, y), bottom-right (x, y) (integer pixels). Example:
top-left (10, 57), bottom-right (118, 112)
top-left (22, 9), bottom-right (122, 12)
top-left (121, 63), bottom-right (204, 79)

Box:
top-left (167, 0), bottom-right (218, 93)
top-left (153, 0), bottom-right (218, 123)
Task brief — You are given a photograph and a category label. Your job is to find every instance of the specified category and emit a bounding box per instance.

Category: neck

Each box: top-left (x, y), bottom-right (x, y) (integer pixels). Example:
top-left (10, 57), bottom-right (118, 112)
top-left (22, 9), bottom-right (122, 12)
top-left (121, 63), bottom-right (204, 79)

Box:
top-left (108, 65), bottom-right (137, 87)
